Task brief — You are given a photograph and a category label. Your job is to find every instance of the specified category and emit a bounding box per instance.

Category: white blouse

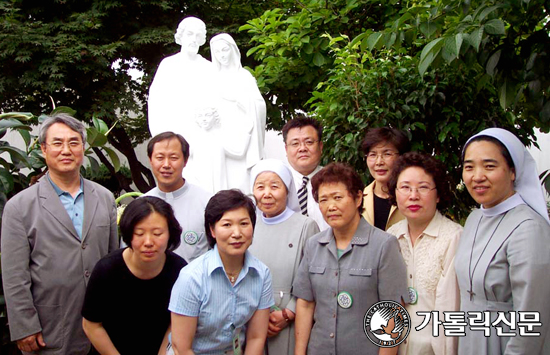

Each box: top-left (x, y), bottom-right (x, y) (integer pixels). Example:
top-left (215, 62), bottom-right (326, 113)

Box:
top-left (387, 211), bottom-right (462, 355)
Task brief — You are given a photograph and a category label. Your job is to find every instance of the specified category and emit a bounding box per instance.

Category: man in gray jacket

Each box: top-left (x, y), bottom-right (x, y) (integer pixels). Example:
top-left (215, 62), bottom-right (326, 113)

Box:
top-left (1, 113), bottom-right (118, 354)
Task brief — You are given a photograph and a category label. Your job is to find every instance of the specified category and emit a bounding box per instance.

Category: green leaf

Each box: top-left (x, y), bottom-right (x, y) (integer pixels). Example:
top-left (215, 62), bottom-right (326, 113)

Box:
top-left (0, 118), bottom-right (32, 131)
top-left (0, 146), bottom-right (32, 168)
top-left (86, 127), bottom-right (108, 147)
top-left (444, 34), bottom-right (463, 59)
top-left (50, 106), bottom-right (77, 116)
top-left (366, 32), bottom-right (383, 51)
top-left (350, 32), bottom-right (368, 49)
top-left (384, 32), bottom-right (397, 48)
top-left (313, 53), bottom-right (326, 67)
top-left (499, 80), bottom-right (517, 109)
top-left (92, 116), bottom-right (109, 135)
top-left (420, 21), bottom-right (438, 38)
top-left (467, 26), bottom-right (484, 52)
top-left (442, 46), bottom-right (456, 63)
top-left (540, 101), bottom-right (550, 122)
top-left (485, 19), bottom-right (505, 35)
top-left (0, 168), bottom-right (14, 194)
top-left (101, 146), bottom-right (121, 172)
top-left (87, 155), bottom-right (100, 177)
top-left (486, 49), bottom-right (501, 76)
top-left (476, 74), bottom-right (491, 92)
top-left (0, 112), bottom-right (34, 121)
top-left (419, 38), bottom-right (444, 75)
top-left (477, 5), bottom-right (502, 21)
top-left (420, 38), bottom-right (443, 64)
top-left (19, 129), bottom-right (31, 147)
top-left (393, 12), bottom-right (413, 30)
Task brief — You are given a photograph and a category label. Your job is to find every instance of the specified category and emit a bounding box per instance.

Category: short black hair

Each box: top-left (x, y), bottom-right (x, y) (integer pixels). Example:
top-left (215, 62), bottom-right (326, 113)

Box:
top-left (360, 127), bottom-right (410, 156)
top-left (119, 196), bottom-right (182, 252)
top-left (147, 132), bottom-right (190, 162)
top-left (281, 114), bottom-right (323, 143)
top-left (311, 162), bottom-right (365, 214)
top-left (462, 135), bottom-right (515, 170)
top-left (204, 189), bottom-right (256, 248)
top-left (387, 152), bottom-right (452, 211)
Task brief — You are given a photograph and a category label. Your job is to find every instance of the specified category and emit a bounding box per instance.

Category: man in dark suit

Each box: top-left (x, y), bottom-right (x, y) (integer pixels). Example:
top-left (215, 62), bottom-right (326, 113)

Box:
top-left (1, 113), bottom-right (118, 354)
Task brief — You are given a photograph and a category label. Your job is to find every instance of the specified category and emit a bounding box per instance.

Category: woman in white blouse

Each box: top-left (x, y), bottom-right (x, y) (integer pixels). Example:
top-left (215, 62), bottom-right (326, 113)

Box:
top-left (387, 152), bottom-right (462, 355)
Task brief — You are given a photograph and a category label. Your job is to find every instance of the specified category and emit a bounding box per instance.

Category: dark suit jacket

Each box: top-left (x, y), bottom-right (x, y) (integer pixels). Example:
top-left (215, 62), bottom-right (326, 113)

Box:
top-left (1, 175), bottom-right (118, 355)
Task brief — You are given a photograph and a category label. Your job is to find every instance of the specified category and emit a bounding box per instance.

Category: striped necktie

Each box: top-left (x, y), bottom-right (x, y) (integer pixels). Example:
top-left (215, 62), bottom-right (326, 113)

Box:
top-left (298, 176), bottom-right (309, 216)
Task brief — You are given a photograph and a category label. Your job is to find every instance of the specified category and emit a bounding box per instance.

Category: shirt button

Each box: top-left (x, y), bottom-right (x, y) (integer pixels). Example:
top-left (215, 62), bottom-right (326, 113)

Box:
top-left (332, 313), bottom-right (336, 318)
top-left (410, 274), bottom-right (413, 279)
top-left (84, 270), bottom-right (90, 277)
top-left (333, 292), bottom-right (337, 297)
top-left (334, 272), bottom-right (338, 276)
top-left (289, 243), bottom-right (293, 248)
top-left (81, 243), bottom-right (87, 249)
top-left (329, 333), bottom-right (334, 338)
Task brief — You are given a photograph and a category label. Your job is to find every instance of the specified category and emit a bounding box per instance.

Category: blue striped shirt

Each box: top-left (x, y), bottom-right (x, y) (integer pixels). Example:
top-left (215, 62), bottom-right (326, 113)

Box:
top-left (169, 245), bottom-right (274, 354)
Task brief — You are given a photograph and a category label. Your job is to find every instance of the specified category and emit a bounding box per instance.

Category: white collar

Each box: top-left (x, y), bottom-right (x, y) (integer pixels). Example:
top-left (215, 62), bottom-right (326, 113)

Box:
top-left (481, 193), bottom-right (525, 217)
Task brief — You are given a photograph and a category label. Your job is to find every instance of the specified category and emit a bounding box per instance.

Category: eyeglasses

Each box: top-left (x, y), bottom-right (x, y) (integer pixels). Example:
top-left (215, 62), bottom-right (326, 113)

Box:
top-left (396, 185), bottom-right (436, 196)
top-left (45, 141), bottom-right (83, 152)
top-left (286, 140), bottom-right (319, 149)
top-left (366, 151), bottom-right (398, 161)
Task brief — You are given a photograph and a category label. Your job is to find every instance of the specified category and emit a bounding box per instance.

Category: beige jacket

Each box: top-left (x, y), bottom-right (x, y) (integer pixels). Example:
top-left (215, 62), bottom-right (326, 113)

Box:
top-left (361, 181), bottom-right (404, 230)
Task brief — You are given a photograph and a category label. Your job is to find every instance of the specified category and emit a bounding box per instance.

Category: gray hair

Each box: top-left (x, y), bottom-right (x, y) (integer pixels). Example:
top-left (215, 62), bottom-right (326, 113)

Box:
top-left (174, 17), bottom-right (207, 46)
top-left (39, 113), bottom-right (87, 144)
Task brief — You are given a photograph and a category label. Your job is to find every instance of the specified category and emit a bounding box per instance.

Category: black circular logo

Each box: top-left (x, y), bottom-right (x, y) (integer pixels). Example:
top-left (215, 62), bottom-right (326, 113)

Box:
top-left (363, 300), bottom-right (411, 348)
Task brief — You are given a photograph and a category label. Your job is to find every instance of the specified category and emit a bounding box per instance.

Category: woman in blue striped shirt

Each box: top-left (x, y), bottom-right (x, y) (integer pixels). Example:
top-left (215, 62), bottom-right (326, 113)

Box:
top-left (169, 189), bottom-right (274, 355)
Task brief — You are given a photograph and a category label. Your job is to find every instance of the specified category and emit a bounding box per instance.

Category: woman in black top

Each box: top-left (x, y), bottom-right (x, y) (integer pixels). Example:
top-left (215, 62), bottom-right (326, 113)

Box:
top-left (82, 196), bottom-right (186, 355)
top-left (360, 128), bottom-right (410, 230)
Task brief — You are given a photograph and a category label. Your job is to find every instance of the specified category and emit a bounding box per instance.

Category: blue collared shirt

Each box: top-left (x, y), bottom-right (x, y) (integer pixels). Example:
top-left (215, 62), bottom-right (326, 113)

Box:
top-left (48, 175), bottom-right (84, 239)
top-left (169, 245), bottom-right (274, 354)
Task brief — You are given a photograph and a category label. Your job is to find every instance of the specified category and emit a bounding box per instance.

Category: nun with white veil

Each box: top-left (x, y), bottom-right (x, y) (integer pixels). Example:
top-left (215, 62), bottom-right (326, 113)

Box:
top-left (209, 33), bottom-right (267, 194)
top-left (249, 159), bottom-right (320, 355)
top-left (455, 128), bottom-right (550, 355)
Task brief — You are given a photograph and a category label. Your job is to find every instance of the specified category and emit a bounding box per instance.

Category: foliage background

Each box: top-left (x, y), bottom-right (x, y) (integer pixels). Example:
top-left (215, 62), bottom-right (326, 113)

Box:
top-left (1, 0), bottom-right (549, 352)
top-left (242, 0), bottom-right (550, 221)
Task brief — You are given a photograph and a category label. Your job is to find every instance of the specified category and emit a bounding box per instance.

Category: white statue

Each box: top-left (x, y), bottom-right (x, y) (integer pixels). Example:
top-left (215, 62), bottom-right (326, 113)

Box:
top-left (148, 16), bottom-right (214, 139)
top-left (148, 21), bottom-right (266, 195)
top-left (191, 107), bottom-right (228, 192)
top-left (209, 33), bottom-right (267, 194)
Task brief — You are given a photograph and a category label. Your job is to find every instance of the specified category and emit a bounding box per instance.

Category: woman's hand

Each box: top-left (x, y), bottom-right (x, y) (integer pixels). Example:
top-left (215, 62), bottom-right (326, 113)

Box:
top-left (267, 309), bottom-right (295, 337)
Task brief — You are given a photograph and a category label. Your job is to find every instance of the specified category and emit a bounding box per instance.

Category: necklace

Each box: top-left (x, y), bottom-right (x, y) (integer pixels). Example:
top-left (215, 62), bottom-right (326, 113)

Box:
top-left (226, 269), bottom-right (241, 284)
top-left (467, 212), bottom-right (507, 301)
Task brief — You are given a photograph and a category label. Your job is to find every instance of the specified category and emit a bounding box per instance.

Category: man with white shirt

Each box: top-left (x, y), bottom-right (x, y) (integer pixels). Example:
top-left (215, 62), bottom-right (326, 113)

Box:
top-left (144, 132), bottom-right (212, 263)
top-left (282, 116), bottom-right (329, 230)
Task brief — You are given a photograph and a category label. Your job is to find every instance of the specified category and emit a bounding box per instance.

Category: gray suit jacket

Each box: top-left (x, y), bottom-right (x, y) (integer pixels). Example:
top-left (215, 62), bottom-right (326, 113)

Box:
top-left (1, 175), bottom-right (118, 355)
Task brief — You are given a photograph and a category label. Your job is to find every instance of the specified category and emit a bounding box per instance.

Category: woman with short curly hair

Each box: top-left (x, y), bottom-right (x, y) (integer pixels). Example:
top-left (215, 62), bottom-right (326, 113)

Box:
top-left (386, 152), bottom-right (462, 355)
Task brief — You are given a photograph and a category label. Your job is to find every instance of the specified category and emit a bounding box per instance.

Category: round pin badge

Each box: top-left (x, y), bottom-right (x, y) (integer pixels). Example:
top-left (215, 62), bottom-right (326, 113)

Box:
top-left (183, 231), bottom-right (199, 245)
top-left (408, 287), bottom-right (418, 305)
top-left (337, 291), bottom-right (353, 309)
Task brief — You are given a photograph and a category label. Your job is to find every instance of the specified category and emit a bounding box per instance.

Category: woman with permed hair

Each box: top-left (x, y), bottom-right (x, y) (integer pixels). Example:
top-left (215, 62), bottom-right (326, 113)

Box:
top-left (169, 189), bottom-right (274, 354)
top-left (82, 196), bottom-right (187, 355)
top-left (386, 152), bottom-right (462, 355)
top-left (293, 162), bottom-right (408, 355)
